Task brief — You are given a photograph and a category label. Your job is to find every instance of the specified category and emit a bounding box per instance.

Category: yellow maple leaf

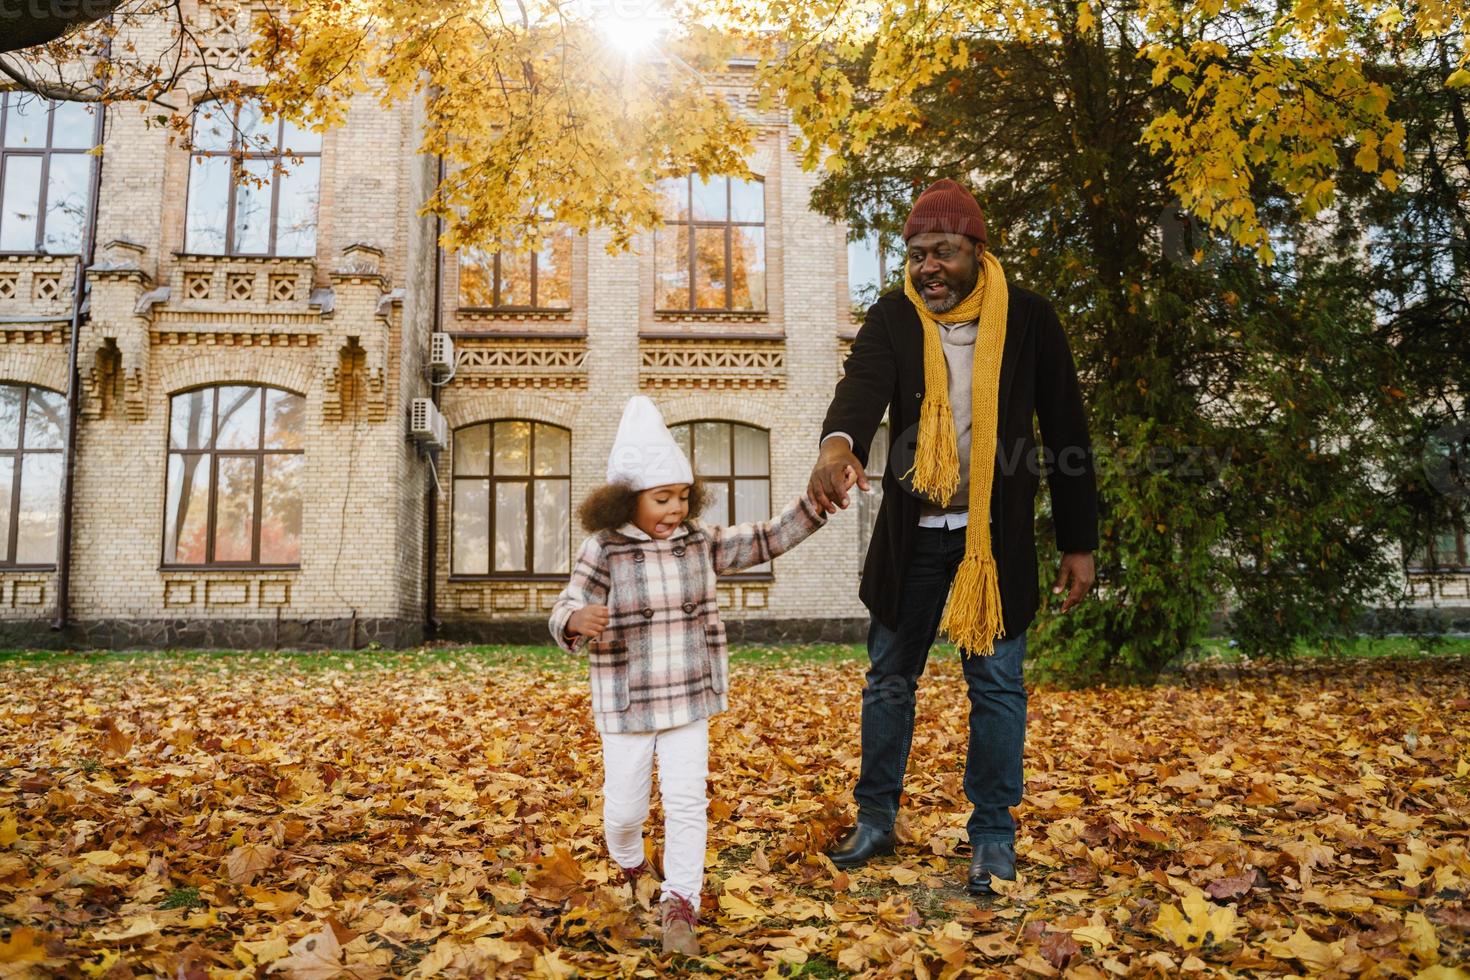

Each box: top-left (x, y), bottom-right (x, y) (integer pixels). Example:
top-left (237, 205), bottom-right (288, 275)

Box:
top-left (1266, 926), bottom-right (1347, 972)
top-left (0, 812), bottom-right (17, 847)
top-left (1152, 889), bottom-right (1238, 949)
top-left (0, 927), bottom-right (47, 967)
top-left (92, 915), bottom-right (161, 942)
top-left (718, 890), bottom-right (766, 920)
top-left (888, 866), bottom-right (921, 885)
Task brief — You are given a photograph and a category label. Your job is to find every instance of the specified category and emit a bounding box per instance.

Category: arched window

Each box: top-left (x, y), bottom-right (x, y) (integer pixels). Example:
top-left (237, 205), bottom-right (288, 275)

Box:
top-left (669, 420), bottom-right (771, 572)
top-left (0, 93), bottom-right (99, 254)
top-left (655, 175), bottom-right (765, 311)
top-left (0, 384), bottom-right (66, 566)
top-left (184, 97), bottom-right (321, 257)
top-left (164, 386), bottom-right (305, 566)
top-left (452, 421), bottom-right (570, 576)
top-left (459, 228), bottom-right (573, 310)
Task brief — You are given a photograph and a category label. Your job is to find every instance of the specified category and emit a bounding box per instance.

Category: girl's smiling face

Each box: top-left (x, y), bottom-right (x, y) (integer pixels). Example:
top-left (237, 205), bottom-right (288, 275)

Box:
top-left (635, 483), bottom-right (691, 539)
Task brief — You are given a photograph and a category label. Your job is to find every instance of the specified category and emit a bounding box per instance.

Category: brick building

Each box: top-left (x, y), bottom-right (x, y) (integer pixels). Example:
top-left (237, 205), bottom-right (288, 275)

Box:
top-left (0, 31), bottom-right (914, 648)
top-left (0, 19), bottom-right (1464, 649)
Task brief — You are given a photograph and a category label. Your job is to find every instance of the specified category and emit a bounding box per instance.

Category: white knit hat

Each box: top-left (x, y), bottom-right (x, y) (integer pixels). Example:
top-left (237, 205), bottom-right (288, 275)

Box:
top-left (606, 395), bottom-right (694, 491)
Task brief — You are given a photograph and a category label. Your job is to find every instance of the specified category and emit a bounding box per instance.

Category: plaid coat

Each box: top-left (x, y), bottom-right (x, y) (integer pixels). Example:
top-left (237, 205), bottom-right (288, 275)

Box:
top-left (549, 494), bottom-right (828, 734)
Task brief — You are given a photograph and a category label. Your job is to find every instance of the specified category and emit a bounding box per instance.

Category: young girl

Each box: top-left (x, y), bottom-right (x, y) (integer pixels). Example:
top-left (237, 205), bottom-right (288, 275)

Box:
top-left (549, 396), bottom-right (836, 956)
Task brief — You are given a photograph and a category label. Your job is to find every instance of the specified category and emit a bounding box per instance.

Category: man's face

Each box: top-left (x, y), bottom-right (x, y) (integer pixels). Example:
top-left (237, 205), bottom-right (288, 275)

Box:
top-left (907, 232), bottom-right (981, 313)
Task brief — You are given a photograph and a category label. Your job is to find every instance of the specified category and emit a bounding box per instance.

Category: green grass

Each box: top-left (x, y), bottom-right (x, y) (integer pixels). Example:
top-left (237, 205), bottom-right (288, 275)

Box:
top-left (785, 956), bottom-right (849, 978)
top-left (0, 641), bottom-right (868, 672)
top-left (1183, 633), bottom-right (1470, 663)
top-left (0, 634), bottom-right (1463, 675)
top-left (158, 887), bottom-right (204, 911)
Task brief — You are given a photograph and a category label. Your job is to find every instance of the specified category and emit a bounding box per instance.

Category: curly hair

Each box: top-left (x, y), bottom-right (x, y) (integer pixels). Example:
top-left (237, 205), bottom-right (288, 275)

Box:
top-left (578, 480), bottom-right (714, 534)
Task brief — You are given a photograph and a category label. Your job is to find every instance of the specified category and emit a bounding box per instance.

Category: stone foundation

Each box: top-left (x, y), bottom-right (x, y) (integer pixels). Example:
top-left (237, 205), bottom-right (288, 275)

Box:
top-left (0, 617), bottom-right (422, 651)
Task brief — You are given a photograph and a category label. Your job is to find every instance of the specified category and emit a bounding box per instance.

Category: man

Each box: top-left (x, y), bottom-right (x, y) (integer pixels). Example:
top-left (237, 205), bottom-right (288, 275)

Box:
top-left (810, 178), bottom-right (1098, 896)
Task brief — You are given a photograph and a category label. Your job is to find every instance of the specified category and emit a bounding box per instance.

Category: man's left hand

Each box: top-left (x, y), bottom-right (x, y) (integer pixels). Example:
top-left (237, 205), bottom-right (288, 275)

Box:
top-left (1051, 552), bottom-right (1096, 613)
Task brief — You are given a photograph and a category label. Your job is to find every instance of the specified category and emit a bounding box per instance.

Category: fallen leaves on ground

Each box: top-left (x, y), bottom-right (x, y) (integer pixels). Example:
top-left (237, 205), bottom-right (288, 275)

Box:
top-left (0, 650), bottom-right (1466, 977)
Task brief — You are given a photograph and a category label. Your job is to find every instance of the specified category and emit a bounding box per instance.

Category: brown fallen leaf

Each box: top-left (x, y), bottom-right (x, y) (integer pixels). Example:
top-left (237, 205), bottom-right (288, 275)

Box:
top-left (3, 649), bottom-right (1468, 978)
top-left (1205, 870), bottom-right (1256, 900)
top-left (226, 842), bottom-right (279, 886)
top-left (1040, 928), bottom-right (1082, 969)
top-left (526, 846), bottom-right (583, 902)
top-left (975, 931), bottom-right (1020, 958)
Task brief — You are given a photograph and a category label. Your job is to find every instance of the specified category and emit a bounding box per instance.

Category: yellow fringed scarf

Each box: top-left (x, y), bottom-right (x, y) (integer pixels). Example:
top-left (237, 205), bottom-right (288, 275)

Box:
top-left (901, 249), bottom-right (1008, 656)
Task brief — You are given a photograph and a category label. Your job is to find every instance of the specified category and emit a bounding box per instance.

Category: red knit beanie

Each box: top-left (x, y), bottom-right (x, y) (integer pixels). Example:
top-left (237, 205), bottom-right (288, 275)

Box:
top-left (902, 178), bottom-right (988, 245)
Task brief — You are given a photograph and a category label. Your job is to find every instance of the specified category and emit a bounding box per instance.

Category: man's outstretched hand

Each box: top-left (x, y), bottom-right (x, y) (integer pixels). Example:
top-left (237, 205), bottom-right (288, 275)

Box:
top-left (809, 437), bottom-right (868, 513)
top-left (1052, 552), bottom-right (1096, 613)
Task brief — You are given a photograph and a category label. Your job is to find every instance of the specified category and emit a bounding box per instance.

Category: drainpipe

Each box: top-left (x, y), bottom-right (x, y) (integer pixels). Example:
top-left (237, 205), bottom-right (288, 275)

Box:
top-left (424, 152), bottom-right (444, 641)
top-left (52, 101), bottom-right (106, 632)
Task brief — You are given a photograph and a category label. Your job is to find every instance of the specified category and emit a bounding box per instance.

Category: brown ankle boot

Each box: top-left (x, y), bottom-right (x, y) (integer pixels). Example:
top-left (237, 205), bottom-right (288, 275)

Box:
top-left (659, 892), bottom-right (700, 956)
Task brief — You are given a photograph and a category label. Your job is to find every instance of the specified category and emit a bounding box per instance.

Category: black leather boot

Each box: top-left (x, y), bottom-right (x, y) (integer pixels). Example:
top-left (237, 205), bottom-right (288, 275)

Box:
top-left (825, 824), bottom-right (898, 870)
top-left (967, 841), bottom-right (1017, 896)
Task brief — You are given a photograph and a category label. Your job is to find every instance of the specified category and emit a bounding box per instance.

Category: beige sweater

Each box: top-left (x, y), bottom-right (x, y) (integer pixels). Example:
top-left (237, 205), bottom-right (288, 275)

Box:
top-left (917, 317), bottom-right (978, 519)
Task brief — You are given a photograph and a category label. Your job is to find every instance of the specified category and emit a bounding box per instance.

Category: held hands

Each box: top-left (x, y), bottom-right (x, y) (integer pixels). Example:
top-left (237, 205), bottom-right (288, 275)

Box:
top-left (566, 604), bottom-right (610, 639)
top-left (1051, 552), bottom-right (1096, 613)
top-left (808, 438), bottom-right (868, 514)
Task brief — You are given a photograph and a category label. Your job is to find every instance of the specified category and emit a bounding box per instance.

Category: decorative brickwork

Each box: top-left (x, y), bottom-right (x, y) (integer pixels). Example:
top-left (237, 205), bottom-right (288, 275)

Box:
top-left (639, 338), bottom-right (786, 390)
top-left (453, 338), bottom-right (589, 389)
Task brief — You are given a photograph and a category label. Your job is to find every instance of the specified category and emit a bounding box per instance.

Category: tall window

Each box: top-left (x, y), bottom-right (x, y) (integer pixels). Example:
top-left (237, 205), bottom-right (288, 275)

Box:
top-left (857, 421), bottom-right (889, 559)
top-left (848, 230), bottom-right (903, 310)
top-left (453, 421), bottom-right (570, 576)
top-left (0, 384), bottom-right (65, 566)
top-left (185, 98), bottom-right (321, 257)
top-left (655, 175), bottom-right (765, 311)
top-left (164, 386), bottom-right (305, 566)
top-left (670, 420), bottom-right (771, 572)
top-left (459, 230), bottom-right (573, 310)
top-left (1408, 506), bottom-right (1470, 572)
top-left (0, 94), bottom-right (98, 254)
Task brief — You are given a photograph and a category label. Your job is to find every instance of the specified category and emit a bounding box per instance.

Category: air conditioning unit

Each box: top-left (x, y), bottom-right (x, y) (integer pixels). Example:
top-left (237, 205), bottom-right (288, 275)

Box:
top-left (429, 332), bottom-right (455, 376)
top-left (409, 397), bottom-right (448, 450)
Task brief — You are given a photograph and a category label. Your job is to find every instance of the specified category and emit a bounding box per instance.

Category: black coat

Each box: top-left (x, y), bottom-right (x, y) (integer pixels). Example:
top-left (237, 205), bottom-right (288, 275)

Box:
top-left (822, 284), bottom-right (1099, 636)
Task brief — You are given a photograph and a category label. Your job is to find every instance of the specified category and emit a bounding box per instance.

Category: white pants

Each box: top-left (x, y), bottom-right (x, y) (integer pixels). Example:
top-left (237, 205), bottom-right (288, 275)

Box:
top-left (600, 718), bottom-right (709, 903)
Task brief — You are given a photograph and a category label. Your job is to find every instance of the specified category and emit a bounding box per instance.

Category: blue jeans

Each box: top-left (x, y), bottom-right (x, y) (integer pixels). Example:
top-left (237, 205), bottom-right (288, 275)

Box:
top-left (854, 525), bottom-right (1028, 845)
